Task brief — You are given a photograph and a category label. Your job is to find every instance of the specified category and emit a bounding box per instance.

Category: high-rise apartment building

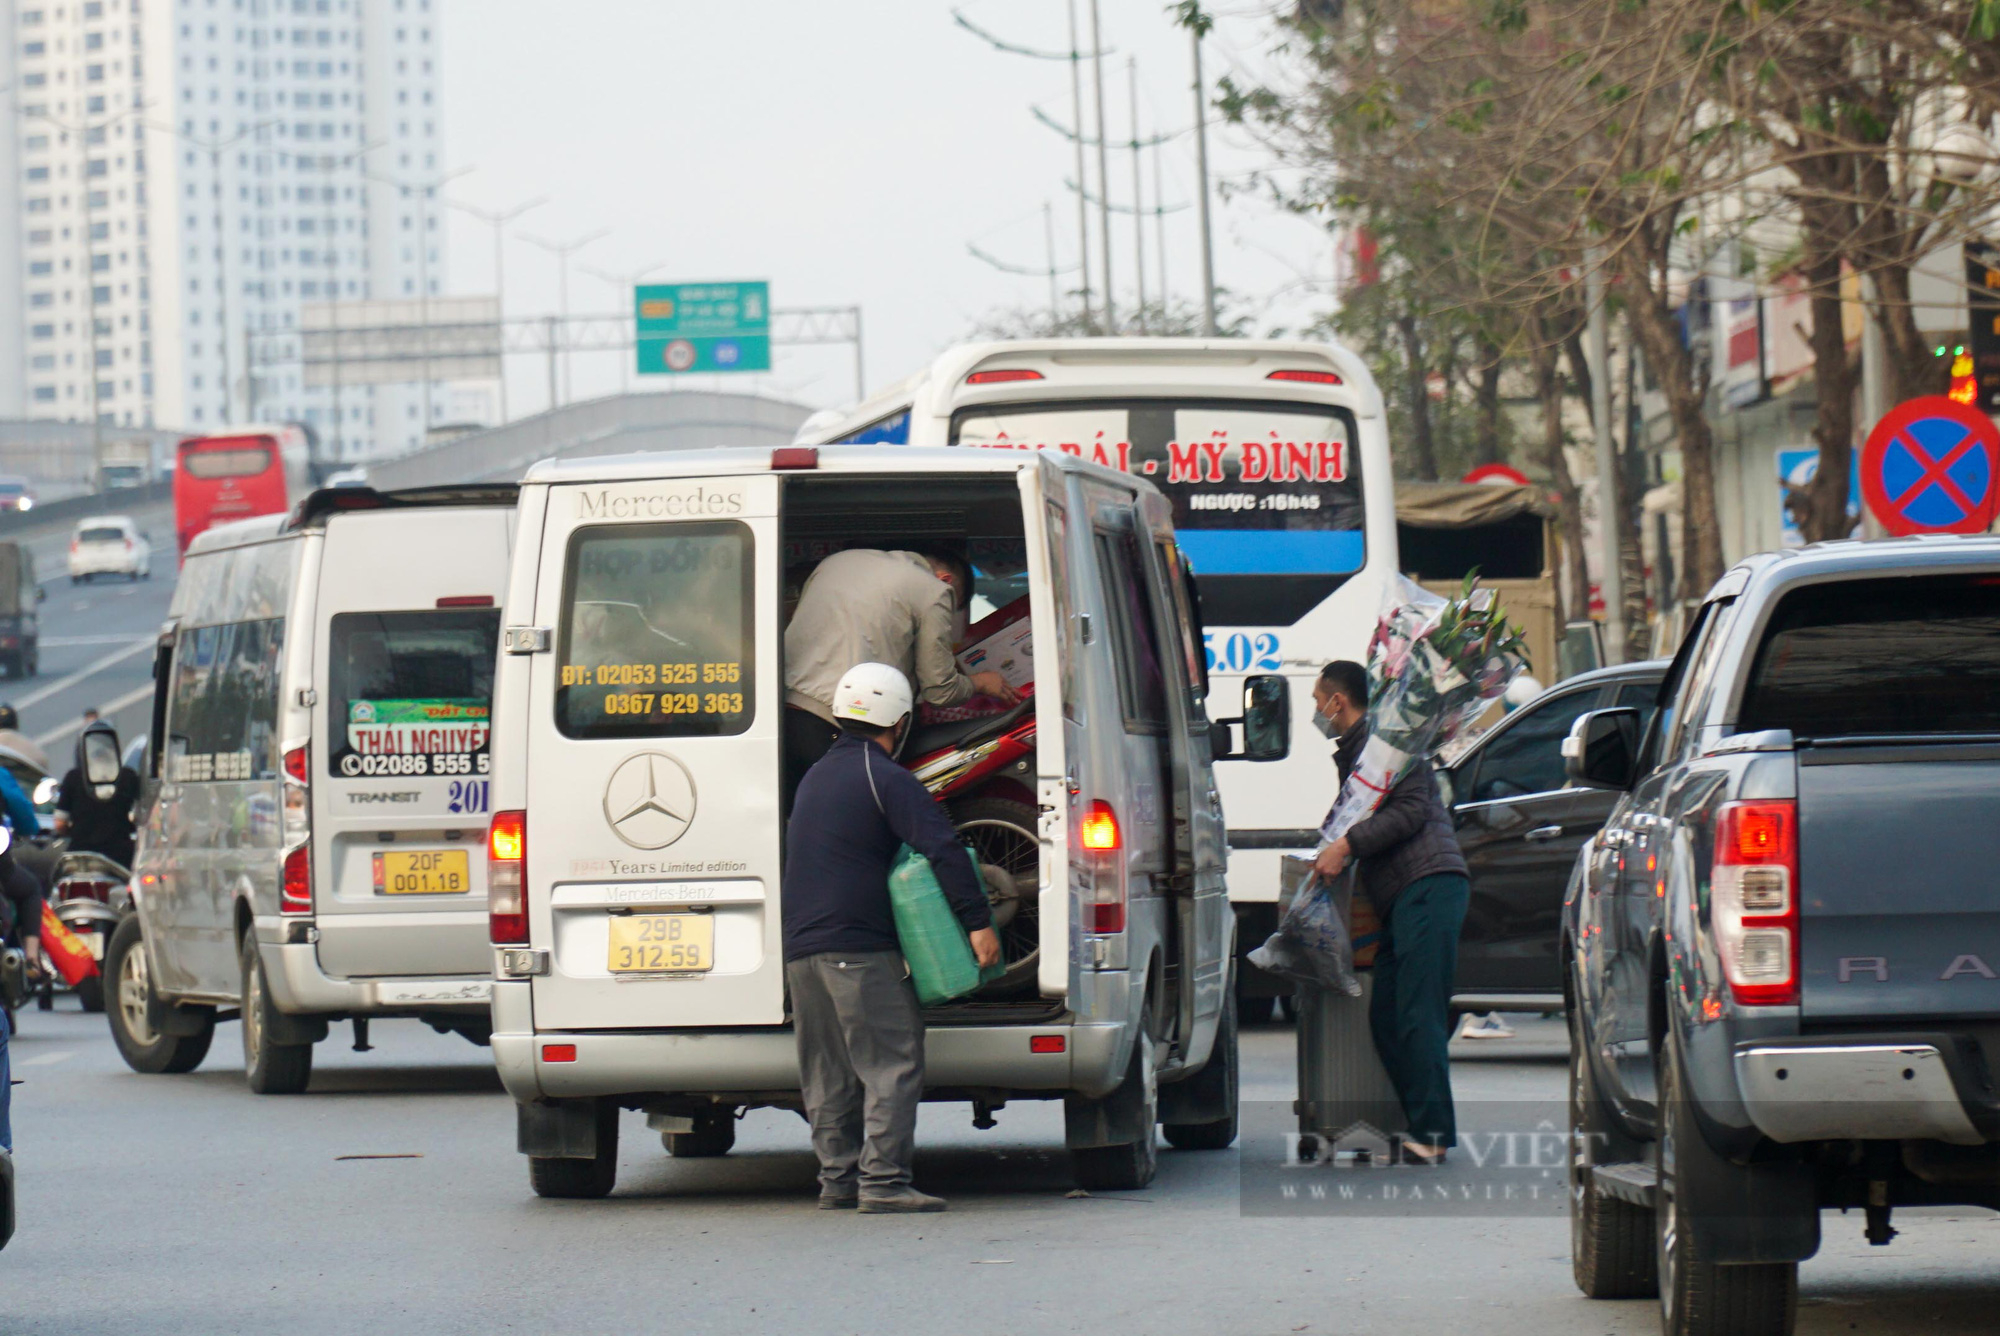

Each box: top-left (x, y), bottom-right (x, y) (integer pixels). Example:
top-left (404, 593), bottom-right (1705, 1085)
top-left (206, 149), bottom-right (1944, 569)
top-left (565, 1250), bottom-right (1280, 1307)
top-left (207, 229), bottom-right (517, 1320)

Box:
top-left (0, 0), bottom-right (451, 460)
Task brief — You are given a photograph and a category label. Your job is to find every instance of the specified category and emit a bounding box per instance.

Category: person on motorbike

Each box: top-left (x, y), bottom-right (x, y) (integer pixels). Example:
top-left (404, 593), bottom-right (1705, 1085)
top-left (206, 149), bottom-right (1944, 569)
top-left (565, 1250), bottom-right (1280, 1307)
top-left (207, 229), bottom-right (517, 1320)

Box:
top-left (53, 722), bottom-right (140, 871)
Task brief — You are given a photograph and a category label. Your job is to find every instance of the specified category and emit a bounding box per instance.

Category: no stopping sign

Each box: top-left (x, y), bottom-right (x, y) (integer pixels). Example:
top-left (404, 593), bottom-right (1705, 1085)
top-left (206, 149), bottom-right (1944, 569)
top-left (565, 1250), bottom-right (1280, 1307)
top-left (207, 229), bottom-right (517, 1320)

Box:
top-left (1859, 396), bottom-right (2000, 536)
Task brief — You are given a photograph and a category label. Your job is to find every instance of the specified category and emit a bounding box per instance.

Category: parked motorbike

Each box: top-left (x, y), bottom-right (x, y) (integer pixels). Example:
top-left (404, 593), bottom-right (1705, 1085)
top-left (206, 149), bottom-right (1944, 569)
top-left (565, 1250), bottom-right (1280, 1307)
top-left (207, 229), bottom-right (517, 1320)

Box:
top-left (45, 851), bottom-right (127, 1014)
top-left (902, 692), bottom-right (1041, 995)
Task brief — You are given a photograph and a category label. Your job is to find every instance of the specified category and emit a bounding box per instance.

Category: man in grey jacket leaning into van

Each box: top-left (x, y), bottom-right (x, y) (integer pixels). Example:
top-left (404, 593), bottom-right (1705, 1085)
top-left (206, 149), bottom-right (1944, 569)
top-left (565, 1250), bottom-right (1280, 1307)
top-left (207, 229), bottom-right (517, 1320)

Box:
top-left (1310, 660), bottom-right (1470, 1166)
top-left (783, 548), bottom-right (1015, 803)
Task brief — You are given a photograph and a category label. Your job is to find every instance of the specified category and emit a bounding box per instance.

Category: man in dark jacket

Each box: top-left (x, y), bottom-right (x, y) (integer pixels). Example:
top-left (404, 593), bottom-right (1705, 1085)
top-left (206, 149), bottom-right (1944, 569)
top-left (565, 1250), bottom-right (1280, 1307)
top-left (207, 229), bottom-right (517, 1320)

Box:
top-left (53, 722), bottom-right (140, 869)
top-left (1311, 660), bottom-right (1470, 1164)
top-left (783, 662), bottom-right (998, 1213)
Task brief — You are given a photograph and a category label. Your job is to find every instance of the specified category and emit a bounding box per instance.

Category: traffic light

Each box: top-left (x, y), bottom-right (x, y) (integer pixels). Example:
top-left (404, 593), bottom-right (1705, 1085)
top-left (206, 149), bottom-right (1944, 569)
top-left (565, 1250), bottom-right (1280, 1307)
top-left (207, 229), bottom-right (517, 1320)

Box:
top-left (1948, 343), bottom-right (1978, 405)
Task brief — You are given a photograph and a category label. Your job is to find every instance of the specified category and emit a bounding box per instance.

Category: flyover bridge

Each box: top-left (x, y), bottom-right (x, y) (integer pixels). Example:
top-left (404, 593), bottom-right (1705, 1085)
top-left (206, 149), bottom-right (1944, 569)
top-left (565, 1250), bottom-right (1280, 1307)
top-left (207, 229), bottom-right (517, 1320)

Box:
top-left (363, 390), bottom-right (813, 491)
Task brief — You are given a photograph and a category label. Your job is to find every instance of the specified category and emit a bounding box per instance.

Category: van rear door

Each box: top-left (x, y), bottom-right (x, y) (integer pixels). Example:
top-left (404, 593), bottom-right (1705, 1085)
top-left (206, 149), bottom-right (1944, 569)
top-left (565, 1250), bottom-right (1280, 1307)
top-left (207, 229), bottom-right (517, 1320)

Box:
top-left (1021, 458), bottom-right (1074, 998)
top-left (527, 475), bottom-right (784, 1029)
top-left (310, 507), bottom-right (512, 981)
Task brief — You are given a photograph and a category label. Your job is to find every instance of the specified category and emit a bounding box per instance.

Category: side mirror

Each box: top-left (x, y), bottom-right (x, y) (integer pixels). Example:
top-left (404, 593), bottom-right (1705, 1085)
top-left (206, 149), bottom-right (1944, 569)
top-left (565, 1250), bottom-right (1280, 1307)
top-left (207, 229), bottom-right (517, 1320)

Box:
top-left (1435, 765), bottom-right (1458, 810)
top-left (1212, 673), bottom-right (1291, 762)
top-left (1563, 707), bottom-right (1642, 791)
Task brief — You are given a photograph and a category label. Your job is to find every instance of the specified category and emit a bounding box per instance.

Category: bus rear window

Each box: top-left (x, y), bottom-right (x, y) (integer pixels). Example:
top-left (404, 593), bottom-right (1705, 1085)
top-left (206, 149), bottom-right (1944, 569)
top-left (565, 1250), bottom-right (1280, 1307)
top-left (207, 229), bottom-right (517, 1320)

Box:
top-left (183, 445), bottom-right (274, 479)
top-left (1739, 574), bottom-right (2000, 739)
top-left (556, 522), bottom-right (755, 740)
top-left (327, 610), bottom-right (500, 779)
top-left (952, 398), bottom-right (1364, 626)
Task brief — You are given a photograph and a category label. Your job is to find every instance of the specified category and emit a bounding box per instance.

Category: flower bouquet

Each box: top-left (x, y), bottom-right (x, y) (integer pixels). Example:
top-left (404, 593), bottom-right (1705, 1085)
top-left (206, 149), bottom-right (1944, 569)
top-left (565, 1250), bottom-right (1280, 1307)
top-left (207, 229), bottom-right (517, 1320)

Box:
top-left (1247, 573), bottom-right (1529, 992)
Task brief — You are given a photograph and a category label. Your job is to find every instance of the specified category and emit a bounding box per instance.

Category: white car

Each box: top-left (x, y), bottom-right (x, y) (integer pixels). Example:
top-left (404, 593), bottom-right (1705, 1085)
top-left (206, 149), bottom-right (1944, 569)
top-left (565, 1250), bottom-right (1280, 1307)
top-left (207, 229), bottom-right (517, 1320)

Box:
top-left (68, 517), bottom-right (152, 582)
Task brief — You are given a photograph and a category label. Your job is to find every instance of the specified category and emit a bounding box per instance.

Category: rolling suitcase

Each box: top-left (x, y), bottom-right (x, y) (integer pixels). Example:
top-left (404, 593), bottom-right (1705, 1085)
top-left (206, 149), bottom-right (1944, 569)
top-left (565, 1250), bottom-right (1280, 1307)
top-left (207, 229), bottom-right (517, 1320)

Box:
top-left (1286, 858), bottom-right (1406, 1153)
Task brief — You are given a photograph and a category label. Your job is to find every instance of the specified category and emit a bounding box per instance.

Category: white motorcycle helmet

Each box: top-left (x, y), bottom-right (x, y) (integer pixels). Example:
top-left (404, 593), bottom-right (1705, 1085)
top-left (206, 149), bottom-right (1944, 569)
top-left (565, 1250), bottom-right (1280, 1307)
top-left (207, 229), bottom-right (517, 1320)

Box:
top-left (832, 662), bottom-right (914, 728)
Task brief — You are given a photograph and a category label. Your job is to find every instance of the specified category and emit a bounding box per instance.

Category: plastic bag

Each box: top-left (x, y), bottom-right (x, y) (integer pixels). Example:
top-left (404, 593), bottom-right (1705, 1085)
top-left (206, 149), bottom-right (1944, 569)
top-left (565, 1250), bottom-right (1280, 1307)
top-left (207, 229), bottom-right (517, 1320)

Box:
top-left (1246, 855), bottom-right (1361, 996)
top-left (889, 844), bottom-right (1005, 1007)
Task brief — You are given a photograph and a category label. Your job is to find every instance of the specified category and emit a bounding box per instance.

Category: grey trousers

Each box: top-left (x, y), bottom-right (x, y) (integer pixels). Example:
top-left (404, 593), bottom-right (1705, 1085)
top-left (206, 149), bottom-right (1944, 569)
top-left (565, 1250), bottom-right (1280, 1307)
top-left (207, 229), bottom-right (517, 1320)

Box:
top-left (787, 950), bottom-right (926, 1194)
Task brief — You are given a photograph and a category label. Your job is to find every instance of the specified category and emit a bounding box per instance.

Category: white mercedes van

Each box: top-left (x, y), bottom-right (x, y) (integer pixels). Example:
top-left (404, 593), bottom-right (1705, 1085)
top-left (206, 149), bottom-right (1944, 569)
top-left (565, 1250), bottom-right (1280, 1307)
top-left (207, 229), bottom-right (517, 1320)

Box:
top-left (106, 485), bottom-right (518, 1093)
top-left (488, 444), bottom-right (1289, 1198)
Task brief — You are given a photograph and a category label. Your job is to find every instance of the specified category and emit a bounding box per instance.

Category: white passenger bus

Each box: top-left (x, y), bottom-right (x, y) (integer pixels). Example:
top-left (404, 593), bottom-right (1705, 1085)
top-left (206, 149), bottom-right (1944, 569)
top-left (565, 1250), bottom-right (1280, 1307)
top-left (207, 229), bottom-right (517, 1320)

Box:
top-left (796, 338), bottom-right (1398, 1017)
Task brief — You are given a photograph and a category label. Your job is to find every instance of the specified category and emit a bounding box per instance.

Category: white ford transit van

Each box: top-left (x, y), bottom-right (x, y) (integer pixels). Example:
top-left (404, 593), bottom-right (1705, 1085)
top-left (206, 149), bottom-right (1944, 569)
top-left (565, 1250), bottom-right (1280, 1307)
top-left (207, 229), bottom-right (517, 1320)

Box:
top-left (106, 485), bottom-right (518, 1093)
top-left (489, 445), bottom-right (1289, 1198)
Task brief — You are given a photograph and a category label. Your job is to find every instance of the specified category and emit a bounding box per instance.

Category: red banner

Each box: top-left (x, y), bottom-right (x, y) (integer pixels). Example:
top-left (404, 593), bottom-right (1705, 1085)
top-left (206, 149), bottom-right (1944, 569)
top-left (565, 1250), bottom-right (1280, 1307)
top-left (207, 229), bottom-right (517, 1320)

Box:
top-left (39, 905), bottom-right (99, 986)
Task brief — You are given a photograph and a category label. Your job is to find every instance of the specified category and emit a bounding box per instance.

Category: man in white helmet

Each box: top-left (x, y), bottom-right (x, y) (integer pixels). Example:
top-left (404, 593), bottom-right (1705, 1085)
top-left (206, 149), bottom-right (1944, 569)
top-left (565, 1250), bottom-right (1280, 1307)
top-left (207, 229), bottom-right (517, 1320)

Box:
top-left (783, 662), bottom-right (1000, 1213)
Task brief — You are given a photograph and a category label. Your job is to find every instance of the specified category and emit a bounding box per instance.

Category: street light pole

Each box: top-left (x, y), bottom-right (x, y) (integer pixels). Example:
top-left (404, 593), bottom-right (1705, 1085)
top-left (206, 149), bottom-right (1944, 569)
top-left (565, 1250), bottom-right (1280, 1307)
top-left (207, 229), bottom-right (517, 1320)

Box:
top-left (582, 260), bottom-right (668, 396)
top-left (446, 193), bottom-right (548, 423)
top-left (322, 140), bottom-right (386, 460)
top-left (1089, 0), bottom-right (1116, 333)
top-left (522, 229), bottom-right (609, 408)
top-left (1188, 11), bottom-right (1219, 336)
top-left (1128, 57), bottom-right (1147, 331)
top-left (1066, 0), bottom-right (1095, 329)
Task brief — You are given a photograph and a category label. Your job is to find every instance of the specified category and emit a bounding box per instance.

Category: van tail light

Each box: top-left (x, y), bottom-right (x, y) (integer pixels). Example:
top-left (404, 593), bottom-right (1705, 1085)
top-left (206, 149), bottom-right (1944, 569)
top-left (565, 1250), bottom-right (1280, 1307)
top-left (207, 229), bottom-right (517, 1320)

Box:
top-left (1713, 800), bottom-right (1799, 1006)
top-left (770, 446), bottom-right (819, 470)
top-left (1081, 799), bottom-right (1126, 935)
top-left (965, 368), bottom-right (1044, 384)
top-left (280, 744), bottom-right (311, 913)
top-left (1267, 368), bottom-right (1343, 384)
top-left (488, 810), bottom-right (528, 944)
top-left (281, 844), bottom-right (312, 914)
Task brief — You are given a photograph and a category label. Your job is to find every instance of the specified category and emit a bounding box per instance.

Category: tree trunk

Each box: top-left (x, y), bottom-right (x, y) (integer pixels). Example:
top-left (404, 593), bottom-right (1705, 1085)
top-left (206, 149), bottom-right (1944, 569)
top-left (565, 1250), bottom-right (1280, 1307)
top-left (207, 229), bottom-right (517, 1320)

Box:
top-left (1532, 331), bottom-right (1588, 633)
top-left (1617, 247), bottom-right (1725, 598)
top-left (1396, 314), bottom-right (1441, 480)
top-left (1474, 336), bottom-right (1503, 468)
top-left (1792, 190), bottom-right (1860, 543)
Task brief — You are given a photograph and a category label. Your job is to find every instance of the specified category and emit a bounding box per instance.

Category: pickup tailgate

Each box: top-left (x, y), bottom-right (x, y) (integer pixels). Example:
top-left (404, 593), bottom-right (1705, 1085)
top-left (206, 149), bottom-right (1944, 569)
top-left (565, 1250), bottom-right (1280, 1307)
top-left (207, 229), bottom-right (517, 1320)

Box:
top-left (1798, 747), bottom-right (2000, 1019)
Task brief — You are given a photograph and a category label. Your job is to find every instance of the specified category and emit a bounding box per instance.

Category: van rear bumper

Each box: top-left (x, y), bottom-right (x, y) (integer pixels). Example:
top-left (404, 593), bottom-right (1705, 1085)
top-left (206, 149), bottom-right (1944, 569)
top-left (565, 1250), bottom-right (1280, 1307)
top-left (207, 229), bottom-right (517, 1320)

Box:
top-left (493, 1013), bottom-right (1125, 1105)
top-left (260, 942), bottom-right (491, 1016)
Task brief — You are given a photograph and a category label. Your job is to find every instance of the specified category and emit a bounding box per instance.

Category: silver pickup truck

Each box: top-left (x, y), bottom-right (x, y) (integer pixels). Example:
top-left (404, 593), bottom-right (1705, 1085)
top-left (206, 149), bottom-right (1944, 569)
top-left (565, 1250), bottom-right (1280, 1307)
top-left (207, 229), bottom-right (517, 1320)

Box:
top-left (1561, 537), bottom-right (2000, 1336)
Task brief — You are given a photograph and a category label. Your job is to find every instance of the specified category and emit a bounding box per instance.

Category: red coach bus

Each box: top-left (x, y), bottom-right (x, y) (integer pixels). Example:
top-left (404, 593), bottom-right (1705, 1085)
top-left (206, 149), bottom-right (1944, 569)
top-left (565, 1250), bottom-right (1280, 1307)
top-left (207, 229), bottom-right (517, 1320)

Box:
top-left (173, 424), bottom-right (314, 556)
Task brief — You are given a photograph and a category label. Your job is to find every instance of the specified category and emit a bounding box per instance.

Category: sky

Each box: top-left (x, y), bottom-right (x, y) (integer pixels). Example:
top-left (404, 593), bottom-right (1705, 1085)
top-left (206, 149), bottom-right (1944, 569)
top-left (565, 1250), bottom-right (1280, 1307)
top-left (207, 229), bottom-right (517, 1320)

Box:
top-left (437, 1), bottom-right (1332, 416)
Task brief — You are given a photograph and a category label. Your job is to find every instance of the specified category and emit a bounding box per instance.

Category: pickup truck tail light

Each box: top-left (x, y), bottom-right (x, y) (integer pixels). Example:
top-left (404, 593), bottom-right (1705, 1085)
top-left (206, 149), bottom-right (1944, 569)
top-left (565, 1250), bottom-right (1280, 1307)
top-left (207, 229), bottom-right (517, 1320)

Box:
top-left (279, 744), bottom-right (312, 914)
top-left (1081, 799), bottom-right (1125, 935)
top-left (488, 810), bottom-right (527, 944)
top-left (1714, 799), bottom-right (1798, 1006)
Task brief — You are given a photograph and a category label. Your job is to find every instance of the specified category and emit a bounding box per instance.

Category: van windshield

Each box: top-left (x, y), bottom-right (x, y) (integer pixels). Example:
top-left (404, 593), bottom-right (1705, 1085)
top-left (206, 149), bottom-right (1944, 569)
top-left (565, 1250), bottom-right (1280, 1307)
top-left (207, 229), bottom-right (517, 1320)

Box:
top-left (556, 522), bottom-right (755, 739)
top-left (326, 610), bottom-right (500, 779)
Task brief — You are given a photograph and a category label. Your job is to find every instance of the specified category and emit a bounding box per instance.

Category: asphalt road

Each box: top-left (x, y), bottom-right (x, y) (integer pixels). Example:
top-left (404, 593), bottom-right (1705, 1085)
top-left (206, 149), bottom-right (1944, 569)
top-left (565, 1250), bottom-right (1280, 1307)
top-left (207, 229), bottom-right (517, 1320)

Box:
top-left (6, 1006), bottom-right (1999, 1335)
top-left (3, 499), bottom-right (175, 768)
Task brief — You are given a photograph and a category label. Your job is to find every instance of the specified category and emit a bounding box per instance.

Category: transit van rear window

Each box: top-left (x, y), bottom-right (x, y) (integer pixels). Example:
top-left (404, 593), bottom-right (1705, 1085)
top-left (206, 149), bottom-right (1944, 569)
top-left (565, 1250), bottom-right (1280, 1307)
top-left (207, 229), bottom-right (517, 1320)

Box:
top-left (326, 610), bottom-right (500, 779)
top-left (555, 521), bottom-right (754, 739)
top-left (1738, 574), bottom-right (2000, 739)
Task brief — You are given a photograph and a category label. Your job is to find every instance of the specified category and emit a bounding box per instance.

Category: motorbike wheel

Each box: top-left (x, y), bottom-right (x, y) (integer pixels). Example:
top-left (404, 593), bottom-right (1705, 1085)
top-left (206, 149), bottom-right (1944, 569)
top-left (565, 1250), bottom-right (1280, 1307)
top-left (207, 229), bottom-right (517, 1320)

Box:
top-left (952, 796), bottom-right (1041, 994)
top-left (75, 974), bottom-right (105, 1013)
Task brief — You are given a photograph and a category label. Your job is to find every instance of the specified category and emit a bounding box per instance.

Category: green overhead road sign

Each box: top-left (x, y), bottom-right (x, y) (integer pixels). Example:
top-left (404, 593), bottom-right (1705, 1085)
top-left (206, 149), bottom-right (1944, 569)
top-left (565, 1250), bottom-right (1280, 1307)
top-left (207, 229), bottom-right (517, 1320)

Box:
top-left (635, 281), bottom-right (771, 374)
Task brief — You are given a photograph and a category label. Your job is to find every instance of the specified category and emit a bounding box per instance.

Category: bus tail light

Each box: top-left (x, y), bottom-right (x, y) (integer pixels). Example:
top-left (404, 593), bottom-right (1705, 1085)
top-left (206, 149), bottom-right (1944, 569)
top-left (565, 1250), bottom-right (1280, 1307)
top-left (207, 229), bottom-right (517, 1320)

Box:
top-left (280, 745), bottom-right (311, 913)
top-left (770, 446), bottom-right (819, 470)
top-left (966, 368), bottom-right (1045, 385)
top-left (1267, 369), bottom-right (1343, 384)
top-left (489, 810), bottom-right (528, 944)
top-left (1714, 800), bottom-right (1799, 1006)
top-left (1081, 799), bottom-right (1125, 935)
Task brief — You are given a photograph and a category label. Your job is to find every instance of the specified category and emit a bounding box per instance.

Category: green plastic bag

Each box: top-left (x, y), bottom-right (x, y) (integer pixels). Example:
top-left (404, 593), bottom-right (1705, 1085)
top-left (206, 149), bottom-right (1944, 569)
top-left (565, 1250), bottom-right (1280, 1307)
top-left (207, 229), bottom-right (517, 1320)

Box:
top-left (889, 844), bottom-right (1005, 1006)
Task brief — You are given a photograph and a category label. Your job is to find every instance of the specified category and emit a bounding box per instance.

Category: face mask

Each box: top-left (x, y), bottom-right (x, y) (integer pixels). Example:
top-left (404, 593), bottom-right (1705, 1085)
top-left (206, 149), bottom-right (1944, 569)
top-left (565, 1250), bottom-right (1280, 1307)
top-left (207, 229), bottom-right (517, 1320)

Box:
top-left (1312, 707), bottom-right (1340, 739)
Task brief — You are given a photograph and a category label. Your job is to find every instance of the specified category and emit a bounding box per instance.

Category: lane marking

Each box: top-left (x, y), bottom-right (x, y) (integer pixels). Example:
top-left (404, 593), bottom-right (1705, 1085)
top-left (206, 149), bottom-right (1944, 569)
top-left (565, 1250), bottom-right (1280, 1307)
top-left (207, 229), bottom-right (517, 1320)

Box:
top-left (35, 679), bottom-right (154, 748)
top-left (41, 634), bottom-right (150, 647)
top-left (9, 635), bottom-right (154, 712)
top-left (21, 1051), bottom-right (75, 1066)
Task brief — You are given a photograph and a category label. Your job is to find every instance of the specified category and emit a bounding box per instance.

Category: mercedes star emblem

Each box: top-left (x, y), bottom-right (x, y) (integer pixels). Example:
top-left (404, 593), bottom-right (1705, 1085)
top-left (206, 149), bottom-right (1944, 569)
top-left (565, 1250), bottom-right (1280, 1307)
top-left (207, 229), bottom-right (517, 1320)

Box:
top-left (602, 751), bottom-right (698, 850)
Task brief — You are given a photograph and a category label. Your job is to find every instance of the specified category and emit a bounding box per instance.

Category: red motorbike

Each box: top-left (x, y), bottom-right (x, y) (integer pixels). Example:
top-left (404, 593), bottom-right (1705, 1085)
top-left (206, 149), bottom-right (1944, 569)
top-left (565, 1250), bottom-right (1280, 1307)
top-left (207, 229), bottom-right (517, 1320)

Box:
top-left (901, 691), bottom-right (1041, 995)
